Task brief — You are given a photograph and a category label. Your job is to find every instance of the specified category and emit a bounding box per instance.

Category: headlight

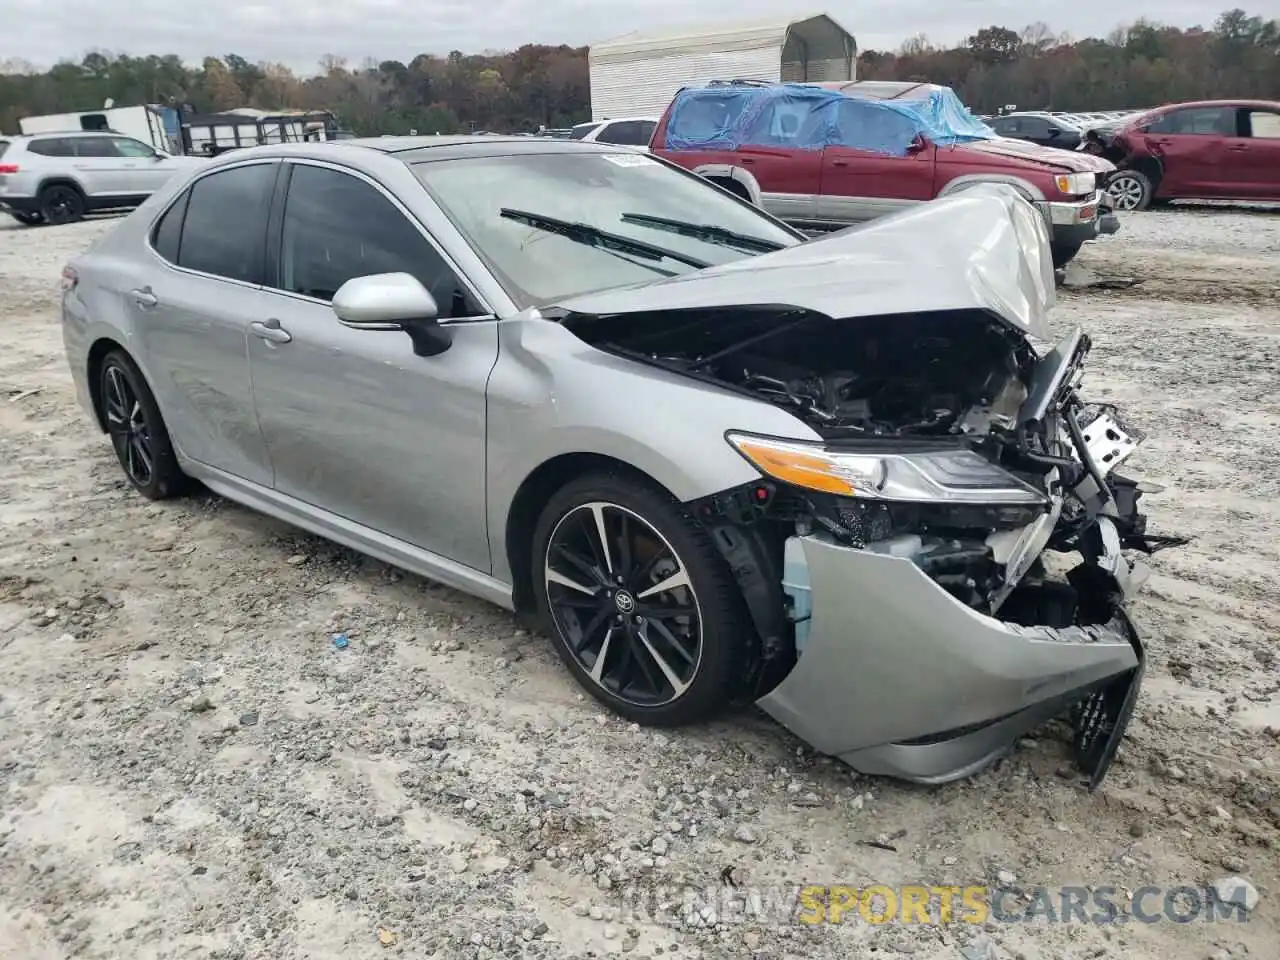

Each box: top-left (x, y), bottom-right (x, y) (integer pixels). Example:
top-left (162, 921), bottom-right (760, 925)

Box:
top-left (1054, 172), bottom-right (1096, 195)
top-left (726, 433), bottom-right (1049, 506)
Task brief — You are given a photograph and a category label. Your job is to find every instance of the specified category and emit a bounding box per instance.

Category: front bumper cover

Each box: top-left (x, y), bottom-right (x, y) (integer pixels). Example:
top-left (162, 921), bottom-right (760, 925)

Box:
top-left (756, 532), bottom-right (1144, 788)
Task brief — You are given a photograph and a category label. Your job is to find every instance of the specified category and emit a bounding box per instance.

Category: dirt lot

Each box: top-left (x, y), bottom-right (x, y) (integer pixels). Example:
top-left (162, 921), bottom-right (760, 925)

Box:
top-left (0, 206), bottom-right (1277, 960)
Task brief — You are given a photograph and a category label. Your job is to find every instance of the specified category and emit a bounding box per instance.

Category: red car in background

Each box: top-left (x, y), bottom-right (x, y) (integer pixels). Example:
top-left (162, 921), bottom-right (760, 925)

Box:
top-left (1088, 99), bottom-right (1280, 210)
top-left (650, 80), bottom-right (1117, 268)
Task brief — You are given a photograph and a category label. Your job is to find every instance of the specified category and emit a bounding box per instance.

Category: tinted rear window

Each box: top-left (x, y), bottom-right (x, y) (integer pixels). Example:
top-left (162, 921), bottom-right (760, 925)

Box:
top-left (175, 163), bottom-right (277, 283)
top-left (568, 123), bottom-right (601, 140)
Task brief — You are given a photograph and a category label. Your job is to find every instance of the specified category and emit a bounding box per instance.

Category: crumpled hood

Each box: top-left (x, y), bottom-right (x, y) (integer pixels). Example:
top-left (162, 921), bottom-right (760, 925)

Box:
top-left (552, 183), bottom-right (1056, 341)
top-left (962, 137), bottom-right (1115, 174)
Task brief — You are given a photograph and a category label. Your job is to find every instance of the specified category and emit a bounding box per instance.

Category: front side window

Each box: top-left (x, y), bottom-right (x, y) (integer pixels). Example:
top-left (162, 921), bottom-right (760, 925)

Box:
top-left (112, 137), bottom-right (158, 157)
top-left (176, 163), bottom-right (276, 283)
top-left (75, 137), bottom-right (118, 157)
top-left (276, 163), bottom-right (478, 317)
top-left (412, 151), bottom-right (801, 309)
top-left (1148, 107), bottom-right (1236, 136)
top-left (1247, 110), bottom-right (1280, 139)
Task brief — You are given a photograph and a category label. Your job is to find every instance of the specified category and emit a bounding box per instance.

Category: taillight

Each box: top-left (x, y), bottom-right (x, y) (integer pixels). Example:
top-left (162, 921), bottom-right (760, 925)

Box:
top-left (0, 164), bottom-right (19, 174)
top-left (61, 266), bottom-right (78, 292)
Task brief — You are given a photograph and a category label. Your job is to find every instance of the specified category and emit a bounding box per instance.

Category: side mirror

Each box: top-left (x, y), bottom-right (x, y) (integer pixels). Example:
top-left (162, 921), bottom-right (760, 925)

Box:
top-left (331, 272), bottom-right (452, 357)
top-left (906, 134), bottom-right (927, 154)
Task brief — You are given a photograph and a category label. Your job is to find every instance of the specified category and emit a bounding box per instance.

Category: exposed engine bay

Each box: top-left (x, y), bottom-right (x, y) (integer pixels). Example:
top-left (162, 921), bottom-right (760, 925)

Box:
top-left (562, 304), bottom-right (1185, 632)
top-left (565, 306), bottom-right (1036, 441)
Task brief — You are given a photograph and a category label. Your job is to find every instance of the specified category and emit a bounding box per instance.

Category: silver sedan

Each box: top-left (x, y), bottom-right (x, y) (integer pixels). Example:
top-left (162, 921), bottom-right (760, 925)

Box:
top-left (60, 136), bottom-right (1177, 787)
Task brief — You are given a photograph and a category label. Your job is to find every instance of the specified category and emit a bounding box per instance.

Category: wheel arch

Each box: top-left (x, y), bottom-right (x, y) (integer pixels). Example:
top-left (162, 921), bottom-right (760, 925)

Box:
top-left (936, 174), bottom-right (1045, 204)
top-left (86, 336), bottom-right (129, 432)
top-left (1125, 156), bottom-right (1164, 190)
top-left (503, 452), bottom-right (678, 615)
top-left (691, 164), bottom-right (763, 205)
top-left (37, 176), bottom-right (88, 199)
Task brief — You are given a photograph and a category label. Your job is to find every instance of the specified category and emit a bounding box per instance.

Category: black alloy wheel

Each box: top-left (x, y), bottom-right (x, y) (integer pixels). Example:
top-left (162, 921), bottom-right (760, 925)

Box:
top-left (545, 500), bottom-right (703, 707)
top-left (98, 351), bottom-right (187, 500)
top-left (39, 185), bottom-right (86, 225)
top-left (103, 362), bottom-right (154, 488)
top-left (532, 474), bottom-right (753, 726)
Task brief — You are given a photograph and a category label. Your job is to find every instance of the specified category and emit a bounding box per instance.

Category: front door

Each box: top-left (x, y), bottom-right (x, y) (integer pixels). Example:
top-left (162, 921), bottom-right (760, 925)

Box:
top-left (108, 135), bottom-right (185, 193)
top-left (1141, 105), bottom-right (1234, 198)
top-left (127, 160), bottom-right (279, 485)
top-left (817, 99), bottom-right (935, 223)
top-left (247, 160), bottom-right (497, 571)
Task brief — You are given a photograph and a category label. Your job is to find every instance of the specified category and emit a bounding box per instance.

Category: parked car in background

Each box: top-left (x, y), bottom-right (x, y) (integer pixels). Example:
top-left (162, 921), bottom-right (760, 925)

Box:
top-left (0, 131), bottom-right (206, 226)
top-left (989, 112), bottom-right (1084, 151)
top-left (60, 136), bottom-right (1172, 787)
top-left (651, 80), bottom-right (1116, 268)
top-left (567, 116), bottom-right (659, 152)
top-left (1088, 99), bottom-right (1280, 210)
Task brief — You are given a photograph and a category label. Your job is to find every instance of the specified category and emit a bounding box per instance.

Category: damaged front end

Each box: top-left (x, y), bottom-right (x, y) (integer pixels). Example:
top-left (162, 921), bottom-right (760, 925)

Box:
top-left (565, 303), bottom-right (1182, 788)
top-left (551, 188), bottom-right (1183, 787)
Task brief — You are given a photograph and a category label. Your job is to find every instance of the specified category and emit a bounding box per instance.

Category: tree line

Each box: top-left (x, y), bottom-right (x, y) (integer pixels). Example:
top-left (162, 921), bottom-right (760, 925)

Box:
top-left (0, 8), bottom-right (1275, 137)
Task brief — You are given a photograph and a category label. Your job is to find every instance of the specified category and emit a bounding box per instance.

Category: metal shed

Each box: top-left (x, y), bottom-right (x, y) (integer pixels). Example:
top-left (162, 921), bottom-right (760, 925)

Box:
top-left (589, 13), bottom-right (857, 120)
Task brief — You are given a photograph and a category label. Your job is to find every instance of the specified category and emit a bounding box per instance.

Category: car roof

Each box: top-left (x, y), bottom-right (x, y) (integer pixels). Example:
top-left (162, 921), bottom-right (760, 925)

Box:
top-left (1150, 99), bottom-right (1280, 111)
top-left (197, 135), bottom-right (644, 167)
top-left (10, 130), bottom-right (136, 140)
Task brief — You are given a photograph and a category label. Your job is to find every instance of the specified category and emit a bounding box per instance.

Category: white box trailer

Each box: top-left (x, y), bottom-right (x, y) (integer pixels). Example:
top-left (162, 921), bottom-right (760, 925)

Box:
top-left (18, 104), bottom-right (182, 153)
top-left (589, 12), bottom-right (857, 120)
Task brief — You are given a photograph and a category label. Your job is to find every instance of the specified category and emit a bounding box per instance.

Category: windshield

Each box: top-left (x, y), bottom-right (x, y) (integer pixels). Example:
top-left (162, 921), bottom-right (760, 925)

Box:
top-left (412, 152), bottom-right (802, 309)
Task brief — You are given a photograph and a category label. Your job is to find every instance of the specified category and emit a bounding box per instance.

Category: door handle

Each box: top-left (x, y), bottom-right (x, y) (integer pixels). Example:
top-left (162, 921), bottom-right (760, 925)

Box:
top-left (129, 287), bottom-right (158, 309)
top-left (250, 318), bottom-right (292, 343)
top-left (1226, 144), bottom-right (1249, 151)
top-left (831, 159), bottom-right (849, 167)
top-left (739, 157), bottom-right (755, 164)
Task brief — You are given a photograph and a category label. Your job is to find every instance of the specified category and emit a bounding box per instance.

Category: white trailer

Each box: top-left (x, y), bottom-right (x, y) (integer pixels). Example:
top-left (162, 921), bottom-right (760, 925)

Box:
top-left (589, 12), bottom-right (857, 120)
top-left (18, 104), bottom-right (181, 153)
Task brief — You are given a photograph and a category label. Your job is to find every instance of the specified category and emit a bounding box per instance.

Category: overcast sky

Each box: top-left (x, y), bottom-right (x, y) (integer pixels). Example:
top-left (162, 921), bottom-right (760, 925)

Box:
top-left (1, 0), bottom-right (1262, 72)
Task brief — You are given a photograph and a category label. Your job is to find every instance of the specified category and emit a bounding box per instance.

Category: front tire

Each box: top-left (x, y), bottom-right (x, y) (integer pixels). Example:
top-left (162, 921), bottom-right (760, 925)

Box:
top-left (531, 473), bottom-right (753, 726)
top-left (1051, 242), bottom-right (1083, 269)
top-left (1105, 171), bottom-right (1153, 212)
top-left (98, 351), bottom-right (188, 500)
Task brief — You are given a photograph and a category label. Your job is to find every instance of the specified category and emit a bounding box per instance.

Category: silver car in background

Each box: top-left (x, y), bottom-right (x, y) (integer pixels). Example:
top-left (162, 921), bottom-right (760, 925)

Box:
top-left (60, 137), bottom-right (1178, 787)
top-left (0, 131), bottom-right (206, 226)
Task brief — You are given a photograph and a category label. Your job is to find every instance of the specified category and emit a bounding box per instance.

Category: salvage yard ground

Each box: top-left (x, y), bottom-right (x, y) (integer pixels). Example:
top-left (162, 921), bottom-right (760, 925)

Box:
top-left (0, 207), bottom-right (1277, 960)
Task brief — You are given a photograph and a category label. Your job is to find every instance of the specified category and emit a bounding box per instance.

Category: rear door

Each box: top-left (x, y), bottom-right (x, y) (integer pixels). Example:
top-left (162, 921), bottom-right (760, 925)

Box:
top-left (128, 160), bottom-right (279, 486)
top-left (1233, 107), bottom-right (1280, 198)
top-left (817, 99), bottom-right (935, 224)
top-left (1141, 106), bottom-right (1234, 197)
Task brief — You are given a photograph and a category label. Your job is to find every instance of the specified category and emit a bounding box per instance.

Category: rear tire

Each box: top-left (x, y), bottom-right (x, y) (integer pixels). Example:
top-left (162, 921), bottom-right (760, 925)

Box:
top-left (11, 212), bottom-right (45, 226)
top-left (39, 184), bottom-right (86, 225)
top-left (531, 472), bottom-right (754, 726)
top-left (98, 350), bottom-right (188, 500)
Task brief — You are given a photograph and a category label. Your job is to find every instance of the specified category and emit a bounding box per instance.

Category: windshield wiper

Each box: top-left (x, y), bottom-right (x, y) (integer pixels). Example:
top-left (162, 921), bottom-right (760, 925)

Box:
top-left (620, 212), bottom-right (787, 254)
top-left (499, 208), bottom-right (711, 269)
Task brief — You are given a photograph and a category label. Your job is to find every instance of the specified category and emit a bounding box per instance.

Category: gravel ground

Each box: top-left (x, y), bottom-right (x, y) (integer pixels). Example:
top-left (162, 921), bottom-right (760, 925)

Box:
top-left (0, 206), bottom-right (1277, 960)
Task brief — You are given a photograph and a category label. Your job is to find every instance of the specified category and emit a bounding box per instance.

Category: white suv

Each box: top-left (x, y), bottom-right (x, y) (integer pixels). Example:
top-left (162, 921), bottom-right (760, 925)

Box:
top-left (566, 117), bottom-right (659, 152)
top-left (0, 131), bottom-right (206, 226)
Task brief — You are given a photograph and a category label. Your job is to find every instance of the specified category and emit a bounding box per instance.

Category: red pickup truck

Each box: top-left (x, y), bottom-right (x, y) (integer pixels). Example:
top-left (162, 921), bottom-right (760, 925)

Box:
top-left (650, 80), bottom-right (1117, 267)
